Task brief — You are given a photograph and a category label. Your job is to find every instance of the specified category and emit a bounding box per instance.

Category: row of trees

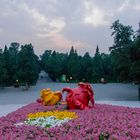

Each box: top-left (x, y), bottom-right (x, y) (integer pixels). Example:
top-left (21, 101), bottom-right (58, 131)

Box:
top-left (40, 46), bottom-right (113, 82)
top-left (0, 20), bottom-right (139, 85)
top-left (0, 43), bottom-right (40, 87)
top-left (41, 20), bottom-right (140, 83)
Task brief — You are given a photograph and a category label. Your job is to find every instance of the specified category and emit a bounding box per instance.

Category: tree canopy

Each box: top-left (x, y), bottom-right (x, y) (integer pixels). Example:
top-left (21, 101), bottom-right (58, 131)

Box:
top-left (0, 43), bottom-right (40, 87)
top-left (0, 20), bottom-right (140, 85)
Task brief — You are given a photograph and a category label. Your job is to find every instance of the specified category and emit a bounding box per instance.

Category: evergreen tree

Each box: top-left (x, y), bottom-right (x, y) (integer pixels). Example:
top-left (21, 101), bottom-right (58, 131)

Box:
top-left (45, 51), bottom-right (62, 81)
top-left (0, 49), bottom-right (7, 87)
top-left (67, 46), bottom-right (79, 81)
top-left (92, 45), bottom-right (104, 82)
top-left (129, 36), bottom-right (140, 82)
top-left (8, 42), bottom-right (19, 83)
top-left (40, 50), bottom-right (52, 70)
top-left (80, 52), bottom-right (93, 82)
top-left (101, 53), bottom-right (113, 81)
top-left (60, 53), bottom-right (68, 76)
top-left (3, 45), bottom-right (10, 85)
top-left (17, 44), bottom-right (39, 86)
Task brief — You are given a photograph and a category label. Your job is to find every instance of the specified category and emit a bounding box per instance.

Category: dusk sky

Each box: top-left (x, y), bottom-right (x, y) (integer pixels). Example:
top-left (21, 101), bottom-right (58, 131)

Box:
top-left (0, 0), bottom-right (140, 56)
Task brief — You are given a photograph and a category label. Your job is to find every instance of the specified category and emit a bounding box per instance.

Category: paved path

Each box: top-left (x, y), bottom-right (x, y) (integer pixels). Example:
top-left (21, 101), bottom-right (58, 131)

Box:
top-left (0, 83), bottom-right (139, 105)
top-left (0, 71), bottom-right (140, 117)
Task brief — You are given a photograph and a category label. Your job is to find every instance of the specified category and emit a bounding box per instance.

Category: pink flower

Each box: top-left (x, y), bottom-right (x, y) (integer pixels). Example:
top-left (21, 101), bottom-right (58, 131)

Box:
top-left (0, 102), bottom-right (140, 139)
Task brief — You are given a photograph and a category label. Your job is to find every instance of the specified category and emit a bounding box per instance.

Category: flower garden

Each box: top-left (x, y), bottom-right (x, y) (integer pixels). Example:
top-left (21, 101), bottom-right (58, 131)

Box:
top-left (0, 102), bottom-right (140, 140)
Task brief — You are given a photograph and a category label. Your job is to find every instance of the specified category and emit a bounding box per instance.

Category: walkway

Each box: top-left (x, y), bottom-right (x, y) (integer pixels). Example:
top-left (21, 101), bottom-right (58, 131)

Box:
top-left (0, 71), bottom-right (139, 117)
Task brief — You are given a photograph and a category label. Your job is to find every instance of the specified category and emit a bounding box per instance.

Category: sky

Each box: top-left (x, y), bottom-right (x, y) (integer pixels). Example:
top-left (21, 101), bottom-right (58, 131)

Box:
top-left (0, 0), bottom-right (140, 56)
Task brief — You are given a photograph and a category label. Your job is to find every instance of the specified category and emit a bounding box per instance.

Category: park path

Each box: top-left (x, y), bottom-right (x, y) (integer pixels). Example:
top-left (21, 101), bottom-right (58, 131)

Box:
top-left (0, 71), bottom-right (54, 105)
top-left (37, 71), bottom-right (53, 83)
top-left (0, 71), bottom-right (140, 117)
top-left (0, 71), bottom-right (139, 105)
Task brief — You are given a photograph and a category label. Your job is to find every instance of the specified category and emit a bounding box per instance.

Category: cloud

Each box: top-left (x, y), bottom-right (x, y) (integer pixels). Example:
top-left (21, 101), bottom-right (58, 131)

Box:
top-left (24, 5), bottom-right (47, 26)
top-left (117, 0), bottom-right (129, 12)
top-left (0, 0), bottom-right (140, 55)
top-left (83, 1), bottom-right (112, 27)
top-left (0, 28), bottom-right (3, 34)
top-left (117, 0), bottom-right (140, 12)
top-left (37, 18), bottom-right (66, 38)
top-left (49, 33), bottom-right (88, 49)
top-left (131, 0), bottom-right (140, 11)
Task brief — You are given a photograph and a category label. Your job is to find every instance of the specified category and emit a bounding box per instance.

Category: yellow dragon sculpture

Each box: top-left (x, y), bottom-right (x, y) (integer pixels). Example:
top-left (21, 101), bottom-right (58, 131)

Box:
top-left (37, 88), bottom-right (62, 106)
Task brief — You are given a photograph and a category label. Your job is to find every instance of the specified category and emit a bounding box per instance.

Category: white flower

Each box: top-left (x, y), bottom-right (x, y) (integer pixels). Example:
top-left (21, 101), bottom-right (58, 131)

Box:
top-left (22, 116), bottom-right (72, 128)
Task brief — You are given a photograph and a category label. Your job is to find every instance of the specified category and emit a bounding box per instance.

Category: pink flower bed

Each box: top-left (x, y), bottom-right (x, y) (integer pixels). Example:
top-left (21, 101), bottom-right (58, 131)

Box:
top-left (0, 102), bottom-right (140, 140)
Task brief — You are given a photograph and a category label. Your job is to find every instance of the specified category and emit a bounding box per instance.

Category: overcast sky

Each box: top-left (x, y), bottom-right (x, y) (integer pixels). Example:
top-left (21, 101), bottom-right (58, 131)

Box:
top-left (0, 0), bottom-right (140, 56)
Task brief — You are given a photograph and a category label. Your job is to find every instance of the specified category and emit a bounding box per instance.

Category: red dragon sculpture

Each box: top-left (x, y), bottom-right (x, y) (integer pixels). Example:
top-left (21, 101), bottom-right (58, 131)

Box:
top-left (62, 82), bottom-right (95, 110)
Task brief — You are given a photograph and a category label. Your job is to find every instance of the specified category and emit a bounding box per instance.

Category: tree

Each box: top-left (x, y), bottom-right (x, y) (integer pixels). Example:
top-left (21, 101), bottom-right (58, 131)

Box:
top-left (0, 49), bottom-right (7, 87)
top-left (17, 44), bottom-right (39, 86)
top-left (109, 20), bottom-right (133, 51)
top-left (60, 53), bottom-right (68, 76)
top-left (109, 20), bottom-right (133, 82)
top-left (129, 61), bottom-right (140, 82)
top-left (129, 36), bottom-right (140, 82)
top-left (92, 45), bottom-right (104, 82)
top-left (45, 51), bottom-right (62, 81)
top-left (67, 46), bottom-right (79, 81)
top-left (8, 42), bottom-right (19, 83)
top-left (80, 52), bottom-right (93, 82)
top-left (3, 45), bottom-right (10, 85)
top-left (41, 50), bottom-right (69, 81)
top-left (101, 53), bottom-right (113, 81)
top-left (40, 50), bottom-right (52, 70)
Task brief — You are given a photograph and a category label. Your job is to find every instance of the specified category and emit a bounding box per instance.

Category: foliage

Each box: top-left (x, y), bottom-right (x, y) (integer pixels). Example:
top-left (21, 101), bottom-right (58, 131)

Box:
top-left (0, 49), bottom-right (7, 86)
top-left (109, 20), bottom-right (133, 51)
top-left (8, 43), bottom-right (19, 83)
top-left (0, 43), bottom-right (39, 87)
top-left (41, 26), bottom-right (140, 83)
top-left (17, 44), bottom-right (39, 85)
top-left (67, 46), bottom-right (79, 81)
top-left (109, 20), bottom-right (136, 82)
top-left (92, 45), bottom-right (104, 82)
top-left (0, 20), bottom-right (140, 84)
top-left (80, 52), bottom-right (93, 82)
